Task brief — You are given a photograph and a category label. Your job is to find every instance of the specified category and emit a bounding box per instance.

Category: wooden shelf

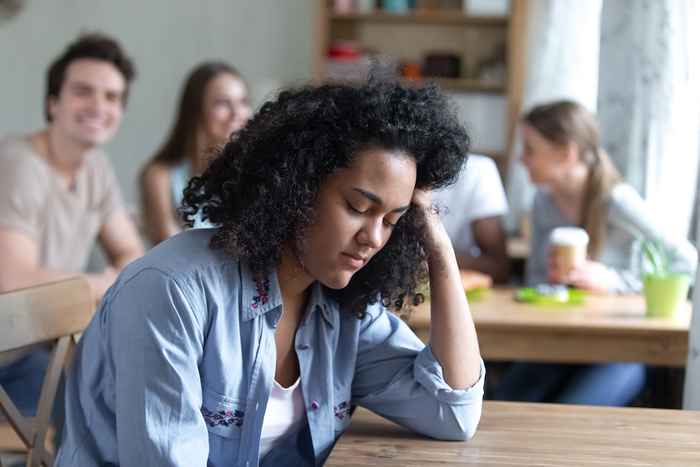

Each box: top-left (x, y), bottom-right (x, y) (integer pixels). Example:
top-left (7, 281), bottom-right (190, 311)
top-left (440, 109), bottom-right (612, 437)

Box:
top-left (331, 10), bottom-right (508, 27)
top-left (316, 0), bottom-right (525, 178)
top-left (424, 77), bottom-right (505, 93)
top-left (325, 77), bottom-right (505, 94)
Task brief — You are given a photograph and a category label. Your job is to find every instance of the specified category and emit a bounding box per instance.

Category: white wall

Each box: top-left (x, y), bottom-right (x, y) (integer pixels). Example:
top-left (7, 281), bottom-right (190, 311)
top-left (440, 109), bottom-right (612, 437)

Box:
top-left (0, 0), bottom-right (313, 206)
top-left (450, 93), bottom-right (507, 155)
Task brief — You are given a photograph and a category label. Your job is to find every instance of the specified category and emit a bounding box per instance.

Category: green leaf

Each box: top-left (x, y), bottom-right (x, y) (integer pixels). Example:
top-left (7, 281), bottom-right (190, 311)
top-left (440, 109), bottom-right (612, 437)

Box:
top-left (641, 240), bottom-right (668, 276)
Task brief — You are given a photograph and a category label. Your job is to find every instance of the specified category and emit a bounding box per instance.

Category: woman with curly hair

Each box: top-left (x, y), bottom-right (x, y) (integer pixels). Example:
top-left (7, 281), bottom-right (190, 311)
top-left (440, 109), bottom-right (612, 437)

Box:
top-left (140, 61), bottom-right (251, 244)
top-left (56, 81), bottom-right (484, 467)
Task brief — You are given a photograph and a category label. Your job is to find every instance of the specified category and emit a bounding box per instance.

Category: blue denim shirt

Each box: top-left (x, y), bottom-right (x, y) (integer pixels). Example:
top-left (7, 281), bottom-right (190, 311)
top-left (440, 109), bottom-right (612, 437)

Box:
top-left (56, 229), bottom-right (484, 467)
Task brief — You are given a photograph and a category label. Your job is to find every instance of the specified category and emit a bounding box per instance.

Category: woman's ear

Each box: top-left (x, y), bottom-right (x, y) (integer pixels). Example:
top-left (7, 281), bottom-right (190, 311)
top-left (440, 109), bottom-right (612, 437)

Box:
top-left (46, 96), bottom-right (57, 121)
top-left (562, 141), bottom-right (580, 166)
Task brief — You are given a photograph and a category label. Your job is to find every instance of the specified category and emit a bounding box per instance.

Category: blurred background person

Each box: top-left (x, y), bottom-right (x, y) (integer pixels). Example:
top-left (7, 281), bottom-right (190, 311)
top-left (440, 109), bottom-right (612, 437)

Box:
top-left (0, 33), bottom-right (144, 417)
top-left (432, 154), bottom-right (510, 289)
top-left (494, 100), bottom-right (697, 407)
top-left (521, 100), bottom-right (696, 294)
top-left (140, 62), bottom-right (251, 244)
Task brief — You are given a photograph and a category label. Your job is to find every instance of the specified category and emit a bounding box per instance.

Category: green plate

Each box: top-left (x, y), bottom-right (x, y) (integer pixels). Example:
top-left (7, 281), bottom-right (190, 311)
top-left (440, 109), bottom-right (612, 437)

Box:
top-left (514, 287), bottom-right (586, 306)
top-left (413, 284), bottom-right (491, 303)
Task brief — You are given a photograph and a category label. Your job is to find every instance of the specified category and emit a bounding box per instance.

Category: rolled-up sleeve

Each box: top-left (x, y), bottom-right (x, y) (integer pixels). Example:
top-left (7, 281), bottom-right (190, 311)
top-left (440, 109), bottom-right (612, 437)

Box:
top-left (414, 344), bottom-right (485, 406)
top-left (351, 304), bottom-right (484, 441)
top-left (108, 268), bottom-right (209, 466)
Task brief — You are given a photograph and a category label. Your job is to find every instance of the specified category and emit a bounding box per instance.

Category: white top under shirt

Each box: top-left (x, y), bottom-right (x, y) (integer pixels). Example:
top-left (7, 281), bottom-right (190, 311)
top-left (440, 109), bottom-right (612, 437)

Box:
top-left (432, 155), bottom-right (508, 256)
top-left (259, 378), bottom-right (306, 458)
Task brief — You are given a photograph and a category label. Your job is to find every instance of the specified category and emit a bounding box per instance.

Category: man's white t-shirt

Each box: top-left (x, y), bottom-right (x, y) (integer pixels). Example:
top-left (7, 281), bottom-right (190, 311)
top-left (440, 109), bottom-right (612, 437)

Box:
top-left (432, 154), bottom-right (508, 257)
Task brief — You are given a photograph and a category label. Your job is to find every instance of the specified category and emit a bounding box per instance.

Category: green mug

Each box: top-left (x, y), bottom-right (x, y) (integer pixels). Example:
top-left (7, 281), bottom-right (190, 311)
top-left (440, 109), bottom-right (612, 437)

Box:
top-left (643, 273), bottom-right (691, 318)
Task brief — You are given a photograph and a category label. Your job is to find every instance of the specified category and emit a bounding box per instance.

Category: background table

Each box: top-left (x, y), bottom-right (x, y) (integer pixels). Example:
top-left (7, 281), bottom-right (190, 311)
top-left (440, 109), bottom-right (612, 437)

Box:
top-left (408, 288), bottom-right (690, 366)
top-left (327, 403), bottom-right (700, 466)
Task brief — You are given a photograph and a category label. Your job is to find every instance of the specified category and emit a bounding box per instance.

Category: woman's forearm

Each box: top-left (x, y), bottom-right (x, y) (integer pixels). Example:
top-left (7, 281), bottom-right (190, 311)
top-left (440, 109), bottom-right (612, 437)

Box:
top-left (423, 217), bottom-right (482, 389)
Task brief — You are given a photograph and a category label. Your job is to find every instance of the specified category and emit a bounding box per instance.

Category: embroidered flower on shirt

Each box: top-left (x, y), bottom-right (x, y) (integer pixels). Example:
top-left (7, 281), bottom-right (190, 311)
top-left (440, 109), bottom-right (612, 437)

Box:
top-left (251, 277), bottom-right (270, 309)
top-left (201, 407), bottom-right (244, 427)
top-left (333, 401), bottom-right (352, 420)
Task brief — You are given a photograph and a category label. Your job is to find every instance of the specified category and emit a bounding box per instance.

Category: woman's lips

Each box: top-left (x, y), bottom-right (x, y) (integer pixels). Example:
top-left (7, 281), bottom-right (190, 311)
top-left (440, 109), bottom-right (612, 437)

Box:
top-left (340, 252), bottom-right (367, 269)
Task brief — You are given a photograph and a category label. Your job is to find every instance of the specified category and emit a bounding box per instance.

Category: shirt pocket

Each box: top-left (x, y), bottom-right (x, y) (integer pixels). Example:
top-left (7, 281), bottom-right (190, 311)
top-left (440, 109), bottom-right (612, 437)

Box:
top-left (201, 388), bottom-right (245, 464)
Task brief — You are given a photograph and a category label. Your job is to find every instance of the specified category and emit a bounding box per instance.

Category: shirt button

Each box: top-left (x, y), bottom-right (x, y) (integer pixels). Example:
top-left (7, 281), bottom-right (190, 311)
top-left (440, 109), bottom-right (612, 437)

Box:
top-left (298, 344), bottom-right (310, 350)
top-left (311, 400), bottom-right (320, 410)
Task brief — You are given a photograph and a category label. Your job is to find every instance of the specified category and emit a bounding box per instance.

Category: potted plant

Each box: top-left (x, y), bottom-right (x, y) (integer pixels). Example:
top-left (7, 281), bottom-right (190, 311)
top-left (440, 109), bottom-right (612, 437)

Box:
top-left (641, 240), bottom-right (691, 318)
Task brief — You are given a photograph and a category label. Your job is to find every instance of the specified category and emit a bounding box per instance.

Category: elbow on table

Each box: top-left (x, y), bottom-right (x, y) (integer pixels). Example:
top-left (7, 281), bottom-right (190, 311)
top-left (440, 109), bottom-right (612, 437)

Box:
top-left (445, 419), bottom-right (480, 442)
top-left (425, 406), bottom-right (482, 442)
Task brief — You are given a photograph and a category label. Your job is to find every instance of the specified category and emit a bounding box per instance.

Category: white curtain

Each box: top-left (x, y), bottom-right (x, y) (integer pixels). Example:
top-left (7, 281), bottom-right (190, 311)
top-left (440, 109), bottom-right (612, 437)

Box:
top-left (597, 0), bottom-right (700, 239)
top-left (505, 0), bottom-right (603, 233)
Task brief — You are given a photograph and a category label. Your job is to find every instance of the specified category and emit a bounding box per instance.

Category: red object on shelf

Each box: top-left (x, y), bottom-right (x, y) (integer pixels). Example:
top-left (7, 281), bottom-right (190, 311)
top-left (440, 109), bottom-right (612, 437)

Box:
top-left (401, 62), bottom-right (422, 80)
top-left (328, 41), bottom-right (362, 60)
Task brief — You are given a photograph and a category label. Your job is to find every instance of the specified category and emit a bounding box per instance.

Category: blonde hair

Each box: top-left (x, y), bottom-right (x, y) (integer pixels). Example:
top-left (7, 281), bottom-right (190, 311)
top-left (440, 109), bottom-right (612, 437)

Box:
top-left (523, 100), bottom-right (621, 259)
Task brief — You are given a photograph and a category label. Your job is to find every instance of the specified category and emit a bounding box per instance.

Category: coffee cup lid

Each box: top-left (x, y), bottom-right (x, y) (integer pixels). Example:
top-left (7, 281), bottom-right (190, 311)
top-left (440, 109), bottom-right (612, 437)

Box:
top-left (549, 227), bottom-right (589, 246)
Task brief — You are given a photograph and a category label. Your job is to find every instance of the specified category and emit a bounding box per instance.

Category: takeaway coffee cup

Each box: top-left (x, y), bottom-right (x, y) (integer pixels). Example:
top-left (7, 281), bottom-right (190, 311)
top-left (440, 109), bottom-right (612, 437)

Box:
top-left (549, 227), bottom-right (589, 282)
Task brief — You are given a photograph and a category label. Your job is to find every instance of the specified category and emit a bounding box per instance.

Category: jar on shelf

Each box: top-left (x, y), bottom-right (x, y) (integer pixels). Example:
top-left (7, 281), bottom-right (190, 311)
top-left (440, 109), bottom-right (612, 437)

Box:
top-left (333, 0), bottom-right (353, 14)
top-left (354, 0), bottom-right (375, 13)
top-left (382, 0), bottom-right (410, 14)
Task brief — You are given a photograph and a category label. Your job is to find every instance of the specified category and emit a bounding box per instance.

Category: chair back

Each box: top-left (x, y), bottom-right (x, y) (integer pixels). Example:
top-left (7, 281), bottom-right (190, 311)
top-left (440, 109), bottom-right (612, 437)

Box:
top-left (0, 278), bottom-right (93, 467)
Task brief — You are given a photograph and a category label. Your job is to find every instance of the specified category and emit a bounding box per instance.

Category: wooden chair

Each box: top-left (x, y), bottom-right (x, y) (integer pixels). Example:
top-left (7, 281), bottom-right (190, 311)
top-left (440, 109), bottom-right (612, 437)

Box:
top-left (0, 278), bottom-right (93, 467)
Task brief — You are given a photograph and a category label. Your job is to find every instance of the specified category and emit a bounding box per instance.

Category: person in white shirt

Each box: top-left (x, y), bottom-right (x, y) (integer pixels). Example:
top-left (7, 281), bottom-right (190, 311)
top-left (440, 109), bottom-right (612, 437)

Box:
top-left (432, 154), bottom-right (510, 285)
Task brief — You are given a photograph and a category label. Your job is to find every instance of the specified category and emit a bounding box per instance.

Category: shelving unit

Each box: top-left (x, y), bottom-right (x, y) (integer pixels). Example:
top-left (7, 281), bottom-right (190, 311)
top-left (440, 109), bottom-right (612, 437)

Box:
top-left (314, 0), bottom-right (527, 174)
top-left (330, 11), bottom-right (509, 27)
top-left (426, 77), bottom-right (505, 93)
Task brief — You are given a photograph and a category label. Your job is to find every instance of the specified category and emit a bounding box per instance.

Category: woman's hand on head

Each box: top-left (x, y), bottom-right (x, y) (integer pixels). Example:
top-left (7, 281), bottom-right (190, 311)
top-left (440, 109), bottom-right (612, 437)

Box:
top-left (411, 188), bottom-right (452, 255)
top-left (411, 188), bottom-right (439, 230)
top-left (411, 187), bottom-right (433, 211)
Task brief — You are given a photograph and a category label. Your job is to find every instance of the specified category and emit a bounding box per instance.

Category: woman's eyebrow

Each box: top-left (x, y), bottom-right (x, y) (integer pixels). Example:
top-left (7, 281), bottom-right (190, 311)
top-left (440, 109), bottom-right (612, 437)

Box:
top-left (352, 188), bottom-right (410, 213)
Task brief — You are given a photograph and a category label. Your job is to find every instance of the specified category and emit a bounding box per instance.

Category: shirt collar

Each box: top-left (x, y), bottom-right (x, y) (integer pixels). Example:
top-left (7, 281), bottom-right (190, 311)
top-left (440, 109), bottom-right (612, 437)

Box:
top-left (240, 262), bottom-right (337, 328)
top-left (306, 281), bottom-right (338, 329)
top-left (240, 261), bottom-right (283, 321)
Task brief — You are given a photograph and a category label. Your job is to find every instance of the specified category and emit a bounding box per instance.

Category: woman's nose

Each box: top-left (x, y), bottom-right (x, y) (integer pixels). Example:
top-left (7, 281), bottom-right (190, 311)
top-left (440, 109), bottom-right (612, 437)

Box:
top-left (357, 219), bottom-right (384, 249)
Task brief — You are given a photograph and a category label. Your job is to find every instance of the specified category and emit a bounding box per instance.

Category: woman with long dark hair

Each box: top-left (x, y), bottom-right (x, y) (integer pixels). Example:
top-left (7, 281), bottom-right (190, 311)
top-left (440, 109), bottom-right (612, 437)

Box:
top-left (140, 62), bottom-right (251, 244)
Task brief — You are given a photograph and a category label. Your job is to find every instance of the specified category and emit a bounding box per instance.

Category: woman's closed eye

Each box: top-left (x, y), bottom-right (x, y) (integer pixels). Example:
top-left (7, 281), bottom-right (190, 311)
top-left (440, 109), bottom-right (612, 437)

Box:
top-left (346, 201), bottom-right (367, 214)
top-left (346, 199), bottom-right (401, 228)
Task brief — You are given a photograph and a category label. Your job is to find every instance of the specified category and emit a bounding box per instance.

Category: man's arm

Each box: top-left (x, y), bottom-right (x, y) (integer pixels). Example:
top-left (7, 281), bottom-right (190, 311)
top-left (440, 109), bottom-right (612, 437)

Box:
top-left (455, 216), bottom-right (510, 284)
top-left (98, 209), bottom-right (145, 271)
top-left (0, 228), bottom-right (116, 300)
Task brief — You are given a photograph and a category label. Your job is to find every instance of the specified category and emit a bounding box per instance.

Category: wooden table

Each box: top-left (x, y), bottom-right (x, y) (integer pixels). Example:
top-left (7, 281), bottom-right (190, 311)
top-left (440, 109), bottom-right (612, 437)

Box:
top-left (327, 403), bottom-right (700, 466)
top-left (408, 288), bottom-right (691, 367)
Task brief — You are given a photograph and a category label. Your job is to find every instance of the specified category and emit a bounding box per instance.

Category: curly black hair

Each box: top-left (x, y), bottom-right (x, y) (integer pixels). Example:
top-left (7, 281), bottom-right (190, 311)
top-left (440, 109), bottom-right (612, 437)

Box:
top-left (182, 80), bottom-right (469, 315)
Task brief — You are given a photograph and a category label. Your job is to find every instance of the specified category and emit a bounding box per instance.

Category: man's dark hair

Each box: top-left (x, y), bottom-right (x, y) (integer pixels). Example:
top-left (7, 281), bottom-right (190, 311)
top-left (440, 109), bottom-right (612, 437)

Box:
top-left (45, 33), bottom-right (136, 122)
top-left (182, 80), bottom-right (470, 315)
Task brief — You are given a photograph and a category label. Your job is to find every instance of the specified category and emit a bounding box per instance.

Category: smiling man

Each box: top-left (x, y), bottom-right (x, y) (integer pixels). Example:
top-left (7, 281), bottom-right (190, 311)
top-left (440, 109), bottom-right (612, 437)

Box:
top-left (0, 33), bottom-right (144, 416)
